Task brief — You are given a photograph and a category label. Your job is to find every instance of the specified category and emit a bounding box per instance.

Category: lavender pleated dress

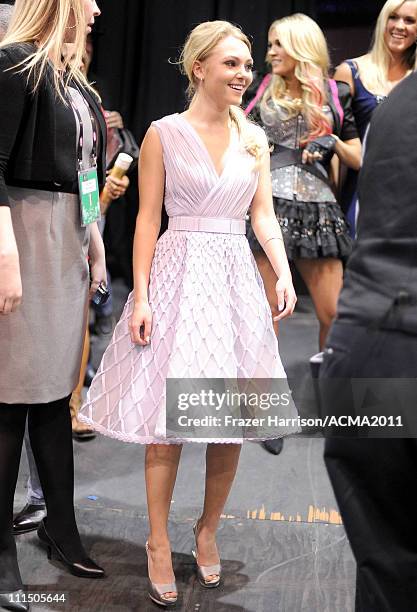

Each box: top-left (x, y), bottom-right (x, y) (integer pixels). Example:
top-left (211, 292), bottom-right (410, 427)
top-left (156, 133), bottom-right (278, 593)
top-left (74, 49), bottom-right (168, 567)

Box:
top-left (80, 113), bottom-right (298, 443)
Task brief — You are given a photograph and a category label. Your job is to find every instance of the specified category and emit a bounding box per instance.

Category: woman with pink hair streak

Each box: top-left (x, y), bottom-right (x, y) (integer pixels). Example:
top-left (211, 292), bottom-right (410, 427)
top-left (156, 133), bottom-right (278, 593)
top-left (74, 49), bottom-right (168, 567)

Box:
top-left (246, 13), bottom-right (361, 350)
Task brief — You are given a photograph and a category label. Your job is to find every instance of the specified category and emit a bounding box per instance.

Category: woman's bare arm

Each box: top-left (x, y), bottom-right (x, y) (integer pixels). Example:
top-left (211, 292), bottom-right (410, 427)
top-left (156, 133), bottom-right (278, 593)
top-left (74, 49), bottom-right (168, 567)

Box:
top-left (334, 136), bottom-right (362, 171)
top-left (250, 152), bottom-right (296, 320)
top-left (129, 126), bottom-right (165, 344)
top-left (334, 62), bottom-right (355, 96)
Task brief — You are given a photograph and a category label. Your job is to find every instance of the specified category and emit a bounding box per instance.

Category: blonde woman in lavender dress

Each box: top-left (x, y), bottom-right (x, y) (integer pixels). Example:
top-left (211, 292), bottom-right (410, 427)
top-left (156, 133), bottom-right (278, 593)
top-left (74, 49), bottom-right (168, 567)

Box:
top-left (81, 20), bottom-right (297, 606)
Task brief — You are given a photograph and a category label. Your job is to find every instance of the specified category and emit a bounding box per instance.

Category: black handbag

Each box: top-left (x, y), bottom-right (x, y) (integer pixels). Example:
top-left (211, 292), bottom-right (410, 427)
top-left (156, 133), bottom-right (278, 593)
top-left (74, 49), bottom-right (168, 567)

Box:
top-left (106, 127), bottom-right (140, 171)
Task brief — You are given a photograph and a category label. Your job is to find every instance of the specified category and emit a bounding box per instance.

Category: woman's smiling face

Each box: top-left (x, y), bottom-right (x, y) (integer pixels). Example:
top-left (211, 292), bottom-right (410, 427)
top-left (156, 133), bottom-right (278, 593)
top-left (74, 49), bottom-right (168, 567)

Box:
top-left (384, 1), bottom-right (417, 56)
top-left (194, 36), bottom-right (254, 107)
top-left (267, 28), bottom-right (297, 79)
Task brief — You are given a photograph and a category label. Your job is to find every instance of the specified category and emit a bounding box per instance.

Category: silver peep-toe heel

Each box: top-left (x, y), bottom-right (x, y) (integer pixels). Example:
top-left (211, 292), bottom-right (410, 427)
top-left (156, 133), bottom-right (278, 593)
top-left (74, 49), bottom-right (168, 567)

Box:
top-left (145, 541), bottom-right (177, 607)
top-left (192, 521), bottom-right (221, 588)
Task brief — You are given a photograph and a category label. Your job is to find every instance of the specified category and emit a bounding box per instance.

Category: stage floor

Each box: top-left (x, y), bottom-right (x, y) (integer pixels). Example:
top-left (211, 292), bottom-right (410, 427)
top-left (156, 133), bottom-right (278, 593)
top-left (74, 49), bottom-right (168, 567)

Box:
top-left (14, 282), bottom-right (356, 611)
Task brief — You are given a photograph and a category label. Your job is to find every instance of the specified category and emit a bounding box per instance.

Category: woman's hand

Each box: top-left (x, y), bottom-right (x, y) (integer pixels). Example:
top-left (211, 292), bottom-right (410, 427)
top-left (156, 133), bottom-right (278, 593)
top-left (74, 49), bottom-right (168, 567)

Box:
top-left (302, 149), bottom-right (323, 165)
top-left (0, 248), bottom-right (22, 315)
top-left (129, 299), bottom-right (152, 345)
top-left (302, 135), bottom-right (337, 166)
top-left (273, 274), bottom-right (297, 322)
top-left (105, 111), bottom-right (124, 130)
top-left (0, 208), bottom-right (22, 315)
top-left (105, 174), bottom-right (129, 201)
top-left (88, 222), bottom-right (107, 299)
top-left (89, 256), bottom-right (107, 300)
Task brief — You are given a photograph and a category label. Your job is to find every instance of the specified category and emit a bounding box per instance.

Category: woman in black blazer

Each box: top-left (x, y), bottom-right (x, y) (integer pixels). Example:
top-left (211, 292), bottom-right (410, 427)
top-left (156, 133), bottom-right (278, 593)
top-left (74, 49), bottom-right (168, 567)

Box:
top-left (0, 1), bottom-right (107, 608)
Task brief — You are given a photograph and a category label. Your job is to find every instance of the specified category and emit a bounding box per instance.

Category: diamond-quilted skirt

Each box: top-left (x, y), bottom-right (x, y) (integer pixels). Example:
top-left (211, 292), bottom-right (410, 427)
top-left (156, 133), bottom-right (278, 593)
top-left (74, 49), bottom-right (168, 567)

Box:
top-left (79, 229), bottom-right (299, 443)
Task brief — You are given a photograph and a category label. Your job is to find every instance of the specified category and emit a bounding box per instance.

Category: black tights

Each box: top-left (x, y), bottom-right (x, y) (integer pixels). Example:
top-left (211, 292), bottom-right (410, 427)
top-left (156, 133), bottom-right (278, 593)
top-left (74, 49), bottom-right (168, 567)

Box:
top-left (0, 397), bottom-right (86, 591)
top-left (0, 404), bottom-right (26, 592)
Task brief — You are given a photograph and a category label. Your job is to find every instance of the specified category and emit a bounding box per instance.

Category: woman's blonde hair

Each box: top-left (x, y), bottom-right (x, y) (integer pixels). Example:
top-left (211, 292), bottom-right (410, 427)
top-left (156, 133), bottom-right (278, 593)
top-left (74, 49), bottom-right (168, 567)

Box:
top-left (360, 0), bottom-right (417, 94)
top-left (178, 20), bottom-right (265, 162)
top-left (262, 13), bottom-right (332, 142)
top-left (0, 0), bottom-right (96, 99)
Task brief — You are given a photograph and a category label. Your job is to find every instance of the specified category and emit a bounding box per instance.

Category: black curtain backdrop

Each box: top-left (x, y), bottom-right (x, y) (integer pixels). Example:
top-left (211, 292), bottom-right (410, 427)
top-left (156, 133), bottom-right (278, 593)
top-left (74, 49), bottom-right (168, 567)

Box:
top-left (93, 0), bottom-right (315, 140)
top-left (92, 0), bottom-right (315, 283)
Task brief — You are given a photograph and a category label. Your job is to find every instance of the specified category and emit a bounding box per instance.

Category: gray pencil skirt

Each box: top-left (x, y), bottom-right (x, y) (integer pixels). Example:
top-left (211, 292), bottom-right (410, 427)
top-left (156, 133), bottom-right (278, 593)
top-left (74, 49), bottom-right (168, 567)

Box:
top-left (0, 187), bottom-right (90, 404)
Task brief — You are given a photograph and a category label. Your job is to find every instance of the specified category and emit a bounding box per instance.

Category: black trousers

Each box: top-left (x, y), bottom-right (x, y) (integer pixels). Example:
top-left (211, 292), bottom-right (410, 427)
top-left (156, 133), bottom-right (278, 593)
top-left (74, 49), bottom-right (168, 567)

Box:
top-left (0, 396), bottom-right (84, 592)
top-left (321, 322), bottom-right (417, 612)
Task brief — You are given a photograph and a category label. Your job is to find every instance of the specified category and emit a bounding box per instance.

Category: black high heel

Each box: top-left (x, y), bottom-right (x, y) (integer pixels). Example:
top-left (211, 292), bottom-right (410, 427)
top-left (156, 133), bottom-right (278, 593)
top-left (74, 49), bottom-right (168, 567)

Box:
top-left (37, 520), bottom-right (105, 579)
top-left (0, 590), bottom-right (30, 611)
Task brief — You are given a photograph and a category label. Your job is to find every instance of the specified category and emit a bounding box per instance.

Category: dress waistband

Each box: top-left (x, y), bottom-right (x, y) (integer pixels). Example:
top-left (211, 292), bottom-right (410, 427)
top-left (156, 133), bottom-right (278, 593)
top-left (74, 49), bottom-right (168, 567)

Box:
top-left (168, 216), bottom-right (246, 235)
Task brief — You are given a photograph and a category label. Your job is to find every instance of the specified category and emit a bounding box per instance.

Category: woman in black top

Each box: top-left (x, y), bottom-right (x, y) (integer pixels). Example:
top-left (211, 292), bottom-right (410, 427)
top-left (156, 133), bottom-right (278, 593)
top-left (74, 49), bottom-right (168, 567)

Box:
top-left (0, 1), bottom-right (107, 607)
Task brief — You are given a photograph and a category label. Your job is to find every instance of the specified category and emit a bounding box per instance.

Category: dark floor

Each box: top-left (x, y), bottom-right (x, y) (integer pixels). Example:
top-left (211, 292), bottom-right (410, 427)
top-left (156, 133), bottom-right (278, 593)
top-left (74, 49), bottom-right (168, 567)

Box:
top-left (13, 282), bottom-right (356, 612)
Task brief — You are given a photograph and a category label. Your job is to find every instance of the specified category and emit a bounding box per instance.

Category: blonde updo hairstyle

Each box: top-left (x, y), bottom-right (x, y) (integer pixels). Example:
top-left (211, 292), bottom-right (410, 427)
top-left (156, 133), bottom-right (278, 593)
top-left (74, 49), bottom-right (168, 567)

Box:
top-left (361, 0), bottom-right (417, 94)
top-left (0, 0), bottom-right (97, 100)
top-left (262, 13), bottom-right (332, 143)
top-left (179, 20), bottom-right (265, 162)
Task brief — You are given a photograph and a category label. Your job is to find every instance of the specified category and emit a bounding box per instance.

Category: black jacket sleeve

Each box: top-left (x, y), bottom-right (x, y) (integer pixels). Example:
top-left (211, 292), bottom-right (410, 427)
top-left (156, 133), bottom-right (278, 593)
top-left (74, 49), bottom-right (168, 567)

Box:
top-left (0, 49), bottom-right (28, 206)
top-left (336, 80), bottom-right (358, 142)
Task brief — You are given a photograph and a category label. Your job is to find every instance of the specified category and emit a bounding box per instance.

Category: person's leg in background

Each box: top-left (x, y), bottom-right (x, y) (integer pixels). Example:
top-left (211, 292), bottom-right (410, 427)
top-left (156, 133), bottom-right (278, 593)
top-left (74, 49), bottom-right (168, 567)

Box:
top-left (70, 327), bottom-right (96, 440)
top-left (13, 422), bottom-right (46, 535)
top-left (24, 425), bottom-right (43, 505)
top-left (295, 258), bottom-right (343, 351)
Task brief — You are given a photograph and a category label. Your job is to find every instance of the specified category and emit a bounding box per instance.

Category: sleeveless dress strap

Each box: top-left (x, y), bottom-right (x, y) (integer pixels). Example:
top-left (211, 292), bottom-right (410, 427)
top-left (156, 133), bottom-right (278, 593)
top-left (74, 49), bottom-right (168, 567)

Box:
top-left (345, 59), bottom-right (361, 85)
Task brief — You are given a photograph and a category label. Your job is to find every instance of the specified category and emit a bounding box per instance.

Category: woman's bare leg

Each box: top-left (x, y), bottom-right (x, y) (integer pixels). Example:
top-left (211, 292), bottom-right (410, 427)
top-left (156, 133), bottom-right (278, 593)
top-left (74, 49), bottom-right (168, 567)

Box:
top-left (295, 258), bottom-right (343, 350)
top-left (145, 443), bottom-right (182, 597)
top-left (195, 443), bottom-right (241, 580)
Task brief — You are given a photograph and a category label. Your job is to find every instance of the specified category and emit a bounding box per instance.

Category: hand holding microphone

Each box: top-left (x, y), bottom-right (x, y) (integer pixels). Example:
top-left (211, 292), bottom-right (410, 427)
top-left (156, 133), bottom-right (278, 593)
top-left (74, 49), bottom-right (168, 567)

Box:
top-left (100, 153), bottom-right (133, 213)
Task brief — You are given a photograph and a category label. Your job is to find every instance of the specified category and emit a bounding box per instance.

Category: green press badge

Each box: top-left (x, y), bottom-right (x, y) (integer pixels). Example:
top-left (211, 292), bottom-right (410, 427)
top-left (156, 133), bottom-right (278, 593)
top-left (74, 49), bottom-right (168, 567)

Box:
top-left (78, 167), bottom-right (100, 226)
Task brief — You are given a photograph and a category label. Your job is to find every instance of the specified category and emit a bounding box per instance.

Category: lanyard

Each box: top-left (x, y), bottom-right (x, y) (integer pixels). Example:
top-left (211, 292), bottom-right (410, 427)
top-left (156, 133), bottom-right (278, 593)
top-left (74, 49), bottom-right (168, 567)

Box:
top-left (67, 86), bottom-right (98, 171)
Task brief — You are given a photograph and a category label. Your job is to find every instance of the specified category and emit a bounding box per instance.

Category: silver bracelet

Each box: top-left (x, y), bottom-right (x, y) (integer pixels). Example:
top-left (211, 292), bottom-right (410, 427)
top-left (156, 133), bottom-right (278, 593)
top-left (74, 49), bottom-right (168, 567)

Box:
top-left (263, 236), bottom-right (284, 248)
